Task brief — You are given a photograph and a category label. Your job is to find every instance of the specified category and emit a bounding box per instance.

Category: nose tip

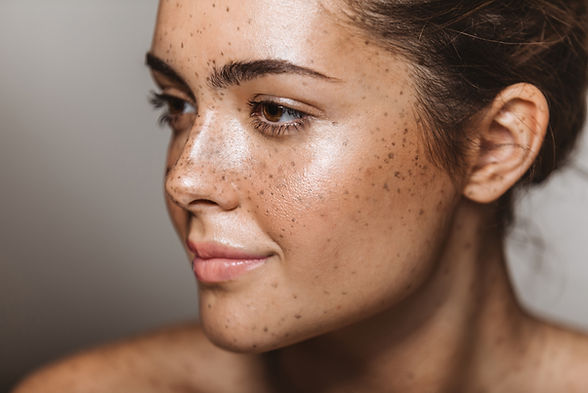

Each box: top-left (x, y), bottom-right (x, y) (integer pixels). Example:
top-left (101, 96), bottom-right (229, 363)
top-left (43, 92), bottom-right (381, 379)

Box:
top-left (165, 160), bottom-right (240, 212)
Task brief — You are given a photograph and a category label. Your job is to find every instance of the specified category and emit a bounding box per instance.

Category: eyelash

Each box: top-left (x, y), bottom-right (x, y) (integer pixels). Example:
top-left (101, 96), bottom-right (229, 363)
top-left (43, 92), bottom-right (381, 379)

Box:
top-left (247, 100), bottom-right (310, 137)
top-left (149, 91), bottom-right (310, 136)
top-left (149, 91), bottom-right (192, 128)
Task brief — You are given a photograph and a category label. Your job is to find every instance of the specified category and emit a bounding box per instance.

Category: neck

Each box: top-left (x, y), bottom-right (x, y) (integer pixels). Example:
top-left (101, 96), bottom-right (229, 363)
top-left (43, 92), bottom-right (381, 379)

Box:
top-left (272, 200), bottom-right (545, 393)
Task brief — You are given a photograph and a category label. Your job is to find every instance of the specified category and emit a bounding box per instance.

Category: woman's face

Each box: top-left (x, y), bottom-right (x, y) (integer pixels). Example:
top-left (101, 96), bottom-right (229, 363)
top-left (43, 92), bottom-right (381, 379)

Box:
top-left (150, 0), bottom-right (461, 352)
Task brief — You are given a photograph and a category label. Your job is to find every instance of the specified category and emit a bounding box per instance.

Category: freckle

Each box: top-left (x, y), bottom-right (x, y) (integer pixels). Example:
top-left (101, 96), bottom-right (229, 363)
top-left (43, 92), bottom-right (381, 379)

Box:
top-left (295, 314), bottom-right (302, 319)
top-left (292, 294), bottom-right (298, 299)
top-left (212, 3), bottom-right (215, 7)
top-left (351, 271), bottom-right (357, 275)
top-left (383, 183), bottom-right (390, 191)
top-left (271, 282), bottom-right (278, 288)
top-left (333, 265), bottom-right (338, 270)
top-left (252, 344), bottom-right (257, 348)
top-left (384, 112), bottom-right (388, 117)
top-left (207, 303), bottom-right (212, 309)
top-left (263, 327), bottom-right (268, 332)
top-left (226, 6), bottom-right (230, 11)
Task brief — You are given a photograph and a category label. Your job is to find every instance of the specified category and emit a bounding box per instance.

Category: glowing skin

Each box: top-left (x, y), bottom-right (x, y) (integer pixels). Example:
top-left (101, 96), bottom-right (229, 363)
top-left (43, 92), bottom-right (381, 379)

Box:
top-left (12, 1), bottom-right (588, 393)
top-left (152, 0), bottom-right (457, 353)
top-left (143, 1), bottom-right (588, 392)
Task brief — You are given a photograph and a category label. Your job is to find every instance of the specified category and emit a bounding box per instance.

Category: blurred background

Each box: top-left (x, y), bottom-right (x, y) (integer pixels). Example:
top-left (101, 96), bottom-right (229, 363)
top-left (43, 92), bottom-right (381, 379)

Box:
top-left (0, 0), bottom-right (587, 391)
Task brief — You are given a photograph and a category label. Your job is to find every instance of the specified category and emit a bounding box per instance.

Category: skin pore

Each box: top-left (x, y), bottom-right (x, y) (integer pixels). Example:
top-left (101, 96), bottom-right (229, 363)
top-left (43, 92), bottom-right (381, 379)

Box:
top-left (11, 1), bottom-right (588, 392)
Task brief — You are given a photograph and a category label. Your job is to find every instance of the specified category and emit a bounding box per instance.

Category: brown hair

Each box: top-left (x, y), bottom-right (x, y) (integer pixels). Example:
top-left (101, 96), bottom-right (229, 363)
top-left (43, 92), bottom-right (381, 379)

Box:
top-left (343, 0), bottom-right (588, 226)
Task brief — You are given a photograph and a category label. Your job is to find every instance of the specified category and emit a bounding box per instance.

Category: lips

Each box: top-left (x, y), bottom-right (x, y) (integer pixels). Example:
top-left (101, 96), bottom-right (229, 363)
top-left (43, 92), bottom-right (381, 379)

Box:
top-left (187, 241), bottom-right (270, 283)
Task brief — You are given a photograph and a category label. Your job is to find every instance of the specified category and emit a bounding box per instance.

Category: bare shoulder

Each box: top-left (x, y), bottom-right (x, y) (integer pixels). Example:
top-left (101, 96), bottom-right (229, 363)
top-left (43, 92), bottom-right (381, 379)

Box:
top-left (529, 323), bottom-right (588, 393)
top-left (11, 323), bottom-right (272, 393)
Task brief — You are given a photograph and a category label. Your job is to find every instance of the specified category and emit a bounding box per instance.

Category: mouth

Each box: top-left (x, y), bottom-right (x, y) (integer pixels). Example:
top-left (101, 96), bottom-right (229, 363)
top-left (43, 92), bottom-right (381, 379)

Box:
top-left (187, 241), bottom-right (272, 283)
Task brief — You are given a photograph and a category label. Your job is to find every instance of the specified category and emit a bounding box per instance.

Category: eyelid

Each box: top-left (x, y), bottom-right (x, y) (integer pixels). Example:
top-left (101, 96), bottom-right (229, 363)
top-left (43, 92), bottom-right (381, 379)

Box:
top-left (157, 87), bottom-right (197, 106)
top-left (151, 73), bottom-right (197, 103)
top-left (250, 94), bottom-right (325, 118)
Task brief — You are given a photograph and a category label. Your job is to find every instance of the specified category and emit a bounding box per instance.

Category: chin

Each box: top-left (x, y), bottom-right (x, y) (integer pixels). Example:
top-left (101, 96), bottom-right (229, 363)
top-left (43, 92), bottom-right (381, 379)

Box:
top-left (200, 316), bottom-right (293, 354)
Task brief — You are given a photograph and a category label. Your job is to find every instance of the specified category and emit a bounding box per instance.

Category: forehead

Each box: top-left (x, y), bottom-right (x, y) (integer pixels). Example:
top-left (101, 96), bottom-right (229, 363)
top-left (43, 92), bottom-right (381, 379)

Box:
top-left (152, 0), bottom-right (392, 81)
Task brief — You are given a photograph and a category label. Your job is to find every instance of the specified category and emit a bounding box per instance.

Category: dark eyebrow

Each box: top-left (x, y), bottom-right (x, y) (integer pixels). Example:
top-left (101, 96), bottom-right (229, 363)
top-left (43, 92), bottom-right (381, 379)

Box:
top-left (146, 53), bottom-right (188, 86)
top-left (146, 51), bottom-right (339, 92)
top-left (208, 59), bottom-right (340, 89)
top-left (145, 53), bottom-right (196, 100)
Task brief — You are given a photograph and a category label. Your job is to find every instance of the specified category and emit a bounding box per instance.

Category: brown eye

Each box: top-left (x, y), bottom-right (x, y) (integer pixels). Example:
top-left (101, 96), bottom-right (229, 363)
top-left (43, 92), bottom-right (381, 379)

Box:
top-left (167, 96), bottom-right (192, 115)
top-left (261, 103), bottom-right (285, 122)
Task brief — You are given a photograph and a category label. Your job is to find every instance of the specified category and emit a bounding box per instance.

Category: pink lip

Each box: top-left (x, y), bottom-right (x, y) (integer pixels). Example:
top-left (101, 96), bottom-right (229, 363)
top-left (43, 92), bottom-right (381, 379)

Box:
top-left (187, 241), bottom-right (270, 283)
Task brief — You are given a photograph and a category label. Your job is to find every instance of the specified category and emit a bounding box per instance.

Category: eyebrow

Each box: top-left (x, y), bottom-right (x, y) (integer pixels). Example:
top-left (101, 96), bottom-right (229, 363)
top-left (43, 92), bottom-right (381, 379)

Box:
top-left (146, 52), bottom-right (339, 91)
top-left (146, 53), bottom-right (196, 100)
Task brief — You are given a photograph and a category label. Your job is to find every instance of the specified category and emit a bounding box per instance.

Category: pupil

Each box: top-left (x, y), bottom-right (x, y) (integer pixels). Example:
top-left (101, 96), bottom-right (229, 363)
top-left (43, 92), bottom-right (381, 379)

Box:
top-left (169, 98), bottom-right (184, 114)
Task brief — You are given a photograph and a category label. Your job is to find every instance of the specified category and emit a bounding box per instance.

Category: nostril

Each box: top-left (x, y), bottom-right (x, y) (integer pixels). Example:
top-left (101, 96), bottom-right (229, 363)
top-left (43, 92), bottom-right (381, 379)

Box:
top-left (189, 199), bottom-right (218, 207)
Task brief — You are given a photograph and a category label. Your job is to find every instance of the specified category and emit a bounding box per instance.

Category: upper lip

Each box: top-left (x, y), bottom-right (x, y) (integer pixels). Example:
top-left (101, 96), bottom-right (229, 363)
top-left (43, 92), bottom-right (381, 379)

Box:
top-left (187, 241), bottom-right (271, 260)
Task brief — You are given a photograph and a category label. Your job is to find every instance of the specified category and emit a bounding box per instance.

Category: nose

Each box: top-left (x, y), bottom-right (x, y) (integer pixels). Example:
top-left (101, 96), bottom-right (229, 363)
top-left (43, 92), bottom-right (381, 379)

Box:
top-left (165, 132), bottom-right (240, 213)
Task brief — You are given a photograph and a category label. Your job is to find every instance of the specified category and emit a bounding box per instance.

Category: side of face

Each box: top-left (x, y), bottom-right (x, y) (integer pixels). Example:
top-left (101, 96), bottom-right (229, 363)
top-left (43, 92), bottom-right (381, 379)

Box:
top-left (150, 0), bottom-right (461, 352)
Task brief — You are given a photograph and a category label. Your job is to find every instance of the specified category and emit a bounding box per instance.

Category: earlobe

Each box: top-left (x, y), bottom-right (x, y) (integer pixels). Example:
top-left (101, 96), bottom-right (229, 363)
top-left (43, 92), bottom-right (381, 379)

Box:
top-left (463, 83), bottom-right (549, 203)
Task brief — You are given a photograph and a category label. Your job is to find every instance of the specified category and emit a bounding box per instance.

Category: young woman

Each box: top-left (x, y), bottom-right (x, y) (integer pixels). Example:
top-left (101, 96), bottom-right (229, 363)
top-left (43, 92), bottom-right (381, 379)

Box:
top-left (14, 0), bottom-right (588, 392)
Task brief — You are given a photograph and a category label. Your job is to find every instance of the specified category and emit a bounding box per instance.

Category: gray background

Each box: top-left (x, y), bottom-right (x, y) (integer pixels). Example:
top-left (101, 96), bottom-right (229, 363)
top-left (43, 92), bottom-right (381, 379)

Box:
top-left (0, 1), bottom-right (587, 391)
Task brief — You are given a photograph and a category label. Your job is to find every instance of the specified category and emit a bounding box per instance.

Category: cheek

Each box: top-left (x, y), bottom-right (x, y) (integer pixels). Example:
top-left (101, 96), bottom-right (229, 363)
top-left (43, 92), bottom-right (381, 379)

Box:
top-left (241, 122), bottom-right (458, 331)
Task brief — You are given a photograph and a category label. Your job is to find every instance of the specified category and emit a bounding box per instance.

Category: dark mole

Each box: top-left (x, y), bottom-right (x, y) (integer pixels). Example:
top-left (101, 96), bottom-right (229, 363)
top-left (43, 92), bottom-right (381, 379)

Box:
top-left (226, 6), bottom-right (230, 12)
top-left (388, 152), bottom-right (395, 159)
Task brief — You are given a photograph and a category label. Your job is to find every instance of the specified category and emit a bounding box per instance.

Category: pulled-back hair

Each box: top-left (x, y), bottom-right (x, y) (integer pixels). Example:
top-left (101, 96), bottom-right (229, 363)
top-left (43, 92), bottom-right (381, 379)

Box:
top-left (343, 0), bottom-right (588, 226)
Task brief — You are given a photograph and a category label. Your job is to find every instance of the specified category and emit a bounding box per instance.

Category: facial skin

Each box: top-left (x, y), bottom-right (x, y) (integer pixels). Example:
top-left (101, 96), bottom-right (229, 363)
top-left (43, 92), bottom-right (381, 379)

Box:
top-left (149, 0), bottom-right (461, 353)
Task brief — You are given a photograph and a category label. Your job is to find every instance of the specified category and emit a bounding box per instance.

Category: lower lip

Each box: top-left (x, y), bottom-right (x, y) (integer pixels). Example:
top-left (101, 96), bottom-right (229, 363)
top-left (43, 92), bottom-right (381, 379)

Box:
top-left (193, 257), bottom-right (267, 283)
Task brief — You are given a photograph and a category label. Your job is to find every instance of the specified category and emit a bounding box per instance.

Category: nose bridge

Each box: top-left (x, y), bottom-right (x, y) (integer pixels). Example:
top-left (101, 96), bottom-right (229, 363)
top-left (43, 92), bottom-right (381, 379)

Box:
top-left (165, 112), bottom-right (242, 211)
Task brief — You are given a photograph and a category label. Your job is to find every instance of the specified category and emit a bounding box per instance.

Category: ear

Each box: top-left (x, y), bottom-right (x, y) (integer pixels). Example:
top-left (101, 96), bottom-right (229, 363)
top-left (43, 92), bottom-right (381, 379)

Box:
top-left (463, 83), bottom-right (549, 203)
